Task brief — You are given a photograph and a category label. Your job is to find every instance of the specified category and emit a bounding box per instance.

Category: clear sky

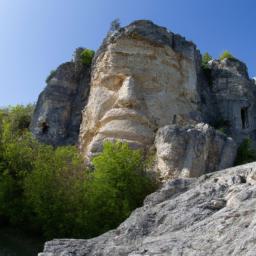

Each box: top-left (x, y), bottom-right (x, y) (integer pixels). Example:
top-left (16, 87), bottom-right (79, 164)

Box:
top-left (0, 0), bottom-right (255, 106)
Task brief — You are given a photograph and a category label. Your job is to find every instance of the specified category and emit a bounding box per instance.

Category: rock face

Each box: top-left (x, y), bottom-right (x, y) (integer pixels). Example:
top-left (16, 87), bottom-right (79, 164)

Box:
top-left (39, 162), bottom-right (256, 256)
top-left (79, 20), bottom-right (202, 160)
top-left (30, 48), bottom-right (91, 146)
top-left (155, 123), bottom-right (237, 179)
top-left (207, 58), bottom-right (256, 144)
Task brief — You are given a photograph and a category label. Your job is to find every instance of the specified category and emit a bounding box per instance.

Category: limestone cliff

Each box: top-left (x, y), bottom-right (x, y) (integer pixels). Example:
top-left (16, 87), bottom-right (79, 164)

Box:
top-left (31, 19), bottom-right (255, 178)
top-left (30, 48), bottom-right (91, 146)
top-left (79, 20), bottom-right (202, 160)
top-left (208, 58), bottom-right (256, 144)
top-left (34, 20), bottom-right (256, 256)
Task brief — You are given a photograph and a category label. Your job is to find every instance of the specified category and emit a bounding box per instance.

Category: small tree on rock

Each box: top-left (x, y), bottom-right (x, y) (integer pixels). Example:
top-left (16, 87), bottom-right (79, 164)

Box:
top-left (219, 50), bottom-right (235, 61)
top-left (202, 52), bottom-right (213, 69)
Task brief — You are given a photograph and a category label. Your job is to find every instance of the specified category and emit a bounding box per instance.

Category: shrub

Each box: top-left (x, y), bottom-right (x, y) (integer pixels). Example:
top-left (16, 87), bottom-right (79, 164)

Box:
top-left (219, 50), bottom-right (235, 61)
top-left (80, 49), bottom-right (95, 65)
top-left (0, 130), bottom-right (37, 228)
top-left (0, 109), bottom-right (157, 239)
top-left (4, 105), bottom-right (34, 134)
top-left (45, 70), bottom-right (57, 84)
top-left (87, 141), bottom-right (157, 236)
top-left (202, 52), bottom-right (212, 69)
top-left (235, 138), bottom-right (256, 165)
top-left (201, 52), bottom-right (213, 87)
top-left (24, 146), bottom-right (89, 238)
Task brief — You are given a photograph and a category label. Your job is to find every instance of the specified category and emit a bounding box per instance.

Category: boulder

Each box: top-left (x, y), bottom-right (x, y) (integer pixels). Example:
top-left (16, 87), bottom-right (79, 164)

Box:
top-left (155, 123), bottom-right (237, 179)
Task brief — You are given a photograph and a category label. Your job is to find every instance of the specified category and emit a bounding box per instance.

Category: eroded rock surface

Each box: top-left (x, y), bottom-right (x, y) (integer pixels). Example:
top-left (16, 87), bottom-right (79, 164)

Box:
top-left (39, 162), bottom-right (256, 256)
top-left (208, 58), bottom-right (256, 144)
top-left (155, 123), bottom-right (237, 179)
top-left (30, 48), bottom-right (91, 146)
top-left (79, 20), bottom-right (202, 160)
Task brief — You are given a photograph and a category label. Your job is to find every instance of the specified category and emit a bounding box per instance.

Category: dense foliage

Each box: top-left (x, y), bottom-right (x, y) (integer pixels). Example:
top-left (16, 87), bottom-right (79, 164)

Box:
top-left (219, 50), bottom-right (235, 61)
top-left (88, 141), bottom-right (156, 236)
top-left (235, 138), bottom-right (256, 165)
top-left (0, 106), bottom-right (156, 239)
top-left (80, 49), bottom-right (95, 65)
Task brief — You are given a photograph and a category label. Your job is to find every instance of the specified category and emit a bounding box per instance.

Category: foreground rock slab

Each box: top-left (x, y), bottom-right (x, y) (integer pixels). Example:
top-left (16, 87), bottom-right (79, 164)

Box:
top-left (39, 162), bottom-right (256, 256)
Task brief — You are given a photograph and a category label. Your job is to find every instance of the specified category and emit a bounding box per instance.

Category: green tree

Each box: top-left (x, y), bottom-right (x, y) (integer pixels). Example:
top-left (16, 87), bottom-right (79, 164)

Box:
top-left (87, 141), bottom-right (156, 236)
top-left (219, 50), bottom-right (235, 61)
top-left (201, 52), bottom-right (213, 86)
top-left (24, 146), bottom-right (89, 238)
top-left (202, 52), bottom-right (212, 69)
top-left (80, 49), bottom-right (95, 65)
top-left (5, 105), bottom-right (34, 134)
top-left (0, 105), bottom-right (157, 239)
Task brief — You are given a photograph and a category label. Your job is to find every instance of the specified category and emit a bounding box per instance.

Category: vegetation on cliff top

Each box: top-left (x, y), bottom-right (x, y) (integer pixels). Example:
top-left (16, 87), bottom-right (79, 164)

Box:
top-left (0, 105), bottom-right (156, 239)
top-left (219, 50), bottom-right (235, 61)
top-left (80, 49), bottom-right (95, 65)
top-left (201, 52), bottom-right (213, 86)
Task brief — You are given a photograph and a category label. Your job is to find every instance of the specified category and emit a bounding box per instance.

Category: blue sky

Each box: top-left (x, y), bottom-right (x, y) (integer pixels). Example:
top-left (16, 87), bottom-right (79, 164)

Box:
top-left (0, 0), bottom-right (255, 106)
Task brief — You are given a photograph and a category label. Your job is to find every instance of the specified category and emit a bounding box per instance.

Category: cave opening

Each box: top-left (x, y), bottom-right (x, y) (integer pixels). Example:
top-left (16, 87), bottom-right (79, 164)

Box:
top-left (41, 122), bottom-right (49, 134)
top-left (241, 107), bottom-right (249, 129)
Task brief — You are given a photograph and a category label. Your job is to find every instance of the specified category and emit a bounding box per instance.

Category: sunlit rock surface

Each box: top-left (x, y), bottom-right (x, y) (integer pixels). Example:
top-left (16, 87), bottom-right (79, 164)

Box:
top-left (79, 20), bottom-right (202, 160)
top-left (155, 123), bottom-right (237, 179)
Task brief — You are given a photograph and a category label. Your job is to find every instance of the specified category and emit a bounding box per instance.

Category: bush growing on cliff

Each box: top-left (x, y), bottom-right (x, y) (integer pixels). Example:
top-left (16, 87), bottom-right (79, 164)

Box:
top-left (201, 52), bottom-right (213, 86)
top-left (219, 50), bottom-right (235, 61)
top-left (235, 138), bottom-right (256, 165)
top-left (202, 52), bottom-right (212, 69)
top-left (80, 49), bottom-right (95, 65)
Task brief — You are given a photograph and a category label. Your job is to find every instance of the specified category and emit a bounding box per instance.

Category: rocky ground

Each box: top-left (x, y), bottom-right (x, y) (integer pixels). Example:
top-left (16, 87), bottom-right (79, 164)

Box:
top-left (39, 162), bottom-right (256, 256)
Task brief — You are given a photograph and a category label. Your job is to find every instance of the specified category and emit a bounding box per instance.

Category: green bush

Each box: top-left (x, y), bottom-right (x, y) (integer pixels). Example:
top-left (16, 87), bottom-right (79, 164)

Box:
top-left (88, 141), bottom-right (156, 235)
top-left (235, 138), bottom-right (256, 165)
top-left (5, 105), bottom-right (34, 134)
top-left (80, 49), bottom-right (95, 65)
top-left (45, 70), bottom-right (57, 84)
top-left (24, 146), bottom-right (89, 238)
top-left (201, 53), bottom-right (213, 86)
top-left (219, 50), bottom-right (235, 61)
top-left (0, 108), bottom-right (157, 239)
top-left (202, 52), bottom-right (212, 69)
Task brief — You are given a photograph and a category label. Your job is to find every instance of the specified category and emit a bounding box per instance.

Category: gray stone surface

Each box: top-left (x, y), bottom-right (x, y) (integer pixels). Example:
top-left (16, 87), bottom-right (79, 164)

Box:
top-left (207, 58), bottom-right (256, 144)
top-left (30, 48), bottom-right (91, 146)
top-left (39, 162), bottom-right (256, 256)
top-left (155, 123), bottom-right (237, 179)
